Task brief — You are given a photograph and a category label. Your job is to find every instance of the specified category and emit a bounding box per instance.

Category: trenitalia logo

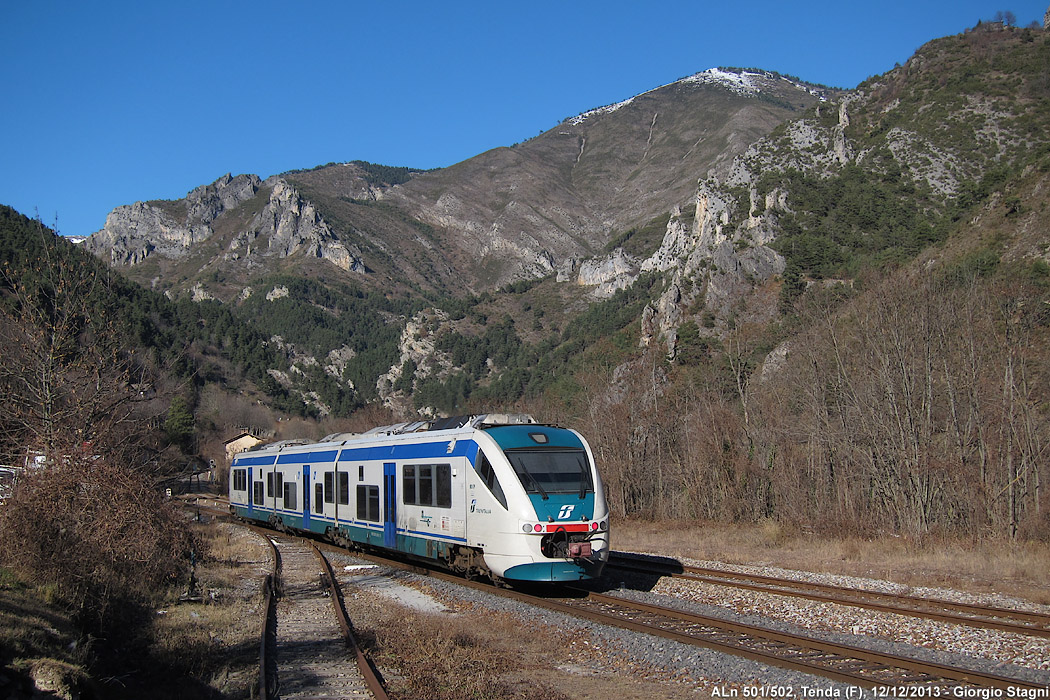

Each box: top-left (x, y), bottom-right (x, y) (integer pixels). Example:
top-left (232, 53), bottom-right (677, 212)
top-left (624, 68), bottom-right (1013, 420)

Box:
top-left (558, 504), bottom-right (575, 519)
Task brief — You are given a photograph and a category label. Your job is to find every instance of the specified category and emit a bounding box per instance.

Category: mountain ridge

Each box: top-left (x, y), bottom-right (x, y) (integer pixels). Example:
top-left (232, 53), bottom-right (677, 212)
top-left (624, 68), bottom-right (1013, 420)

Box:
top-left (84, 66), bottom-right (831, 296)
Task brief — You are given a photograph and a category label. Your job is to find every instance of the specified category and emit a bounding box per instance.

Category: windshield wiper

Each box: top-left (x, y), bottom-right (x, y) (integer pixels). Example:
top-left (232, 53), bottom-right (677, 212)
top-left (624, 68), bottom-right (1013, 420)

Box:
top-left (519, 468), bottom-right (548, 500)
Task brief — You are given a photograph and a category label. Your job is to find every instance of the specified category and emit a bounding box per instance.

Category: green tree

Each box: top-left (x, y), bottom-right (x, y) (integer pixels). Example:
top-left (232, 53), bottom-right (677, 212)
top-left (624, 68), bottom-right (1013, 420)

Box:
top-left (164, 396), bottom-right (195, 453)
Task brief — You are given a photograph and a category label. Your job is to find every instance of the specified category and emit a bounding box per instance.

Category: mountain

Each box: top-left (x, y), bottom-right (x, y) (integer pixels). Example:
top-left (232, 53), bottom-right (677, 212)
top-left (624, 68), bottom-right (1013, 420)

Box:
top-left (84, 69), bottom-right (831, 298)
top-left (79, 24), bottom-right (1050, 422)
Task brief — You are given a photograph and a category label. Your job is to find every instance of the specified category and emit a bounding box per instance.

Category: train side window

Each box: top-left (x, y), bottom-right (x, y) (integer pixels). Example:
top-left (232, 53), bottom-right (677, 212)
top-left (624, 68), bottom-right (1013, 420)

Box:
top-left (403, 465), bottom-right (417, 504)
top-left (403, 464), bottom-right (451, 508)
top-left (419, 466), bottom-right (433, 504)
top-left (359, 465), bottom-right (364, 482)
top-left (233, 469), bottom-right (247, 491)
top-left (337, 472), bottom-right (350, 505)
top-left (266, 472), bottom-right (274, 498)
top-left (314, 483), bottom-right (324, 513)
top-left (436, 464), bottom-right (451, 508)
top-left (357, 485), bottom-right (379, 522)
top-left (283, 482), bottom-right (296, 510)
top-left (253, 482), bottom-right (264, 506)
top-left (474, 454), bottom-right (507, 509)
top-left (275, 472), bottom-right (284, 495)
top-left (324, 472), bottom-right (334, 504)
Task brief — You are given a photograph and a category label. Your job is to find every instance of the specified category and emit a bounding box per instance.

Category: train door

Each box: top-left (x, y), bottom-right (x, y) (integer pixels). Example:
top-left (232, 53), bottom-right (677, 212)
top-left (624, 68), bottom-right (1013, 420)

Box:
top-left (247, 467), bottom-right (254, 515)
top-left (383, 462), bottom-right (396, 548)
top-left (302, 465), bottom-right (311, 530)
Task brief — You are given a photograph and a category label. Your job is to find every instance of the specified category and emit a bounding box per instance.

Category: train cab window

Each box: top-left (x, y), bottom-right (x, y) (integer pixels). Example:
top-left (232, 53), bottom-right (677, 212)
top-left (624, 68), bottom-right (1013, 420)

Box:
top-left (357, 485), bottom-right (380, 522)
top-left (314, 484), bottom-right (324, 514)
top-left (337, 472), bottom-right (350, 505)
top-left (324, 472), bottom-right (334, 504)
top-left (506, 449), bottom-right (593, 498)
top-left (283, 482), bottom-right (296, 510)
top-left (253, 482), bottom-right (264, 506)
top-left (473, 454), bottom-right (507, 509)
top-left (403, 464), bottom-right (451, 508)
top-left (232, 469), bottom-right (247, 492)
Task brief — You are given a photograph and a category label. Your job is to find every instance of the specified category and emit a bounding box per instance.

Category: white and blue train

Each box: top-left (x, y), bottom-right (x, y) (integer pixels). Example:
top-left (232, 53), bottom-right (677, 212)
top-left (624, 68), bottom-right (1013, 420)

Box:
top-left (229, 414), bottom-right (609, 583)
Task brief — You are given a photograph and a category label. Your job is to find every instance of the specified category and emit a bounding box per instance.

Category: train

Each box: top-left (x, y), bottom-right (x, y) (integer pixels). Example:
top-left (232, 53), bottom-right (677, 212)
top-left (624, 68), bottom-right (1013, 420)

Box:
top-left (229, 413), bottom-right (609, 583)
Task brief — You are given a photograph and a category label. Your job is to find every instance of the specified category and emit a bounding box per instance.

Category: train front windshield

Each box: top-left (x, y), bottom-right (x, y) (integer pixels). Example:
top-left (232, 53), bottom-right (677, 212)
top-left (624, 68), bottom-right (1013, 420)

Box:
top-left (506, 449), bottom-right (593, 497)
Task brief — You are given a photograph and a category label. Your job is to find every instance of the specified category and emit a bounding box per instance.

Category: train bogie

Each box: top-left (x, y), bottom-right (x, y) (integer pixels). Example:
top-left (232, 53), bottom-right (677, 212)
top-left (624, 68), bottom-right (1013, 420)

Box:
top-left (229, 415), bottom-right (609, 583)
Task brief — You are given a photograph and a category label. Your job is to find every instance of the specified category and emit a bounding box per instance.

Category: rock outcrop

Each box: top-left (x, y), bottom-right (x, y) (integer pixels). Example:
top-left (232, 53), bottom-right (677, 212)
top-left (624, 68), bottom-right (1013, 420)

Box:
top-left (84, 173), bottom-right (260, 265)
top-left (226, 179), bottom-right (365, 272)
top-left (85, 173), bottom-right (366, 277)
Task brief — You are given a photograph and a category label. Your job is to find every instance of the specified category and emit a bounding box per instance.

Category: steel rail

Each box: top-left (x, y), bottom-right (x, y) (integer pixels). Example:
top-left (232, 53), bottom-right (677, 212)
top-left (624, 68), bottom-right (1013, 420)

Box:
top-left (256, 533), bottom-right (280, 700)
top-left (607, 553), bottom-right (1050, 639)
top-left (308, 540), bottom-right (390, 700)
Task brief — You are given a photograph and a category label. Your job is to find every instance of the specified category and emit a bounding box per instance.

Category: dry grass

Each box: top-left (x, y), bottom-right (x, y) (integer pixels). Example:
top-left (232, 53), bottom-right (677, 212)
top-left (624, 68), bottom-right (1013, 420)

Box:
top-left (0, 570), bottom-right (91, 699)
top-left (361, 602), bottom-right (569, 700)
top-left (613, 518), bottom-right (1050, 603)
top-left (341, 583), bottom-right (707, 700)
top-left (122, 521), bottom-right (270, 699)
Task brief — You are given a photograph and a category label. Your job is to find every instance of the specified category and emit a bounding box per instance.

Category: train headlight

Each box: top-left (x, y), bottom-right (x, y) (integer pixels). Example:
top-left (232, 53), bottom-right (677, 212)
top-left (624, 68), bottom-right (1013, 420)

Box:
top-left (522, 524), bottom-right (532, 533)
top-left (599, 520), bottom-right (608, 531)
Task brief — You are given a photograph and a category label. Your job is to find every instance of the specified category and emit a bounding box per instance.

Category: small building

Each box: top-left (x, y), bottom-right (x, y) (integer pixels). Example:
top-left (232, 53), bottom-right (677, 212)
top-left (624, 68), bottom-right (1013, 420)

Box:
top-left (224, 428), bottom-right (274, 463)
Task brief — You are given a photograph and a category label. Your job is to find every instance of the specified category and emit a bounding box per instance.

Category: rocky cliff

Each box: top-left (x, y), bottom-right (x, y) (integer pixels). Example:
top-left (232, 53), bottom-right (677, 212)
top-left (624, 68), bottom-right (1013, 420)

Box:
top-left (85, 173), bottom-right (364, 276)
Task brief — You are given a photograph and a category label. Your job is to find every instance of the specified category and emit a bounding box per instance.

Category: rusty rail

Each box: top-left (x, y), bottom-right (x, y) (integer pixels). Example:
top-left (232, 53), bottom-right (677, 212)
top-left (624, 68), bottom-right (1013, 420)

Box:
top-left (257, 535), bottom-right (280, 700)
top-left (310, 541), bottom-right (390, 700)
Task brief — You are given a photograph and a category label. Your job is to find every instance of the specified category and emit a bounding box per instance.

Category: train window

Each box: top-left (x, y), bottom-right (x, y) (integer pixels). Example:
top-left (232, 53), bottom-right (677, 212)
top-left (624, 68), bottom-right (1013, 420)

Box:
top-left (473, 454), bottom-right (507, 509)
top-left (359, 465), bottom-right (364, 482)
top-left (253, 482), bottom-right (264, 506)
top-left (437, 464), bottom-right (451, 508)
top-left (283, 482), bottom-right (296, 510)
top-left (403, 465), bottom-right (417, 504)
top-left (337, 472), bottom-right (350, 505)
top-left (357, 485), bottom-right (380, 522)
top-left (419, 465), bottom-right (433, 504)
top-left (232, 469), bottom-right (247, 492)
top-left (506, 449), bottom-right (593, 497)
top-left (267, 471), bottom-right (284, 498)
top-left (324, 472), bottom-right (334, 504)
top-left (403, 464), bottom-right (451, 508)
top-left (314, 484), bottom-right (324, 514)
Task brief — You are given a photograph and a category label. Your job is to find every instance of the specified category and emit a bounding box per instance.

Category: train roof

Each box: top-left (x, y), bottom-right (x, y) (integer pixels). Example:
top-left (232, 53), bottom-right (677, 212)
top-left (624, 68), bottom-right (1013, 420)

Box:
top-left (319, 413), bottom-right (538, 443)
top-left (238, 414), bottom-right (545, 458)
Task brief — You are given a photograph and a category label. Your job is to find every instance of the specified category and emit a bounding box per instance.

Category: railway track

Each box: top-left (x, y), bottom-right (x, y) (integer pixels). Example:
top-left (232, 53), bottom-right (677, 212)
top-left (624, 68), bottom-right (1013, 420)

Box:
top-left (211, 504), bottom-right (1048, 691)
top-left (253, 530), bottom-right (388, 700)
top-left (331, 549), bottom-right (1047, 690)
top-left (550, 590), bottom-right (1047, 689)
top-left (607, 552), bottom-right (1050, 639)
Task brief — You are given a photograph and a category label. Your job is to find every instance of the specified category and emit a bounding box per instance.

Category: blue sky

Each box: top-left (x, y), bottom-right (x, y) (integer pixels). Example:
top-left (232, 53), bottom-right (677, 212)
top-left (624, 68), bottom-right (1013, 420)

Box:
top-left (3, 1), bottom-right (1047, 238)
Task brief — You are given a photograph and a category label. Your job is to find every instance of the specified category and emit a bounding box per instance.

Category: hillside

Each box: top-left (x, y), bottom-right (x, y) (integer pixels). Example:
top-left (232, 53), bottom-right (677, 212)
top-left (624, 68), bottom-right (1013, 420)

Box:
top-left (68, 21), bottom-right (1050, 539)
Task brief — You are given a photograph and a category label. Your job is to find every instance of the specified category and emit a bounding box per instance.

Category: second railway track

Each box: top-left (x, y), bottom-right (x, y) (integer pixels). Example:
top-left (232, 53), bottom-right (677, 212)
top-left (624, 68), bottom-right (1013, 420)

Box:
top-left (607, 552), bottom-right (1050, 639)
